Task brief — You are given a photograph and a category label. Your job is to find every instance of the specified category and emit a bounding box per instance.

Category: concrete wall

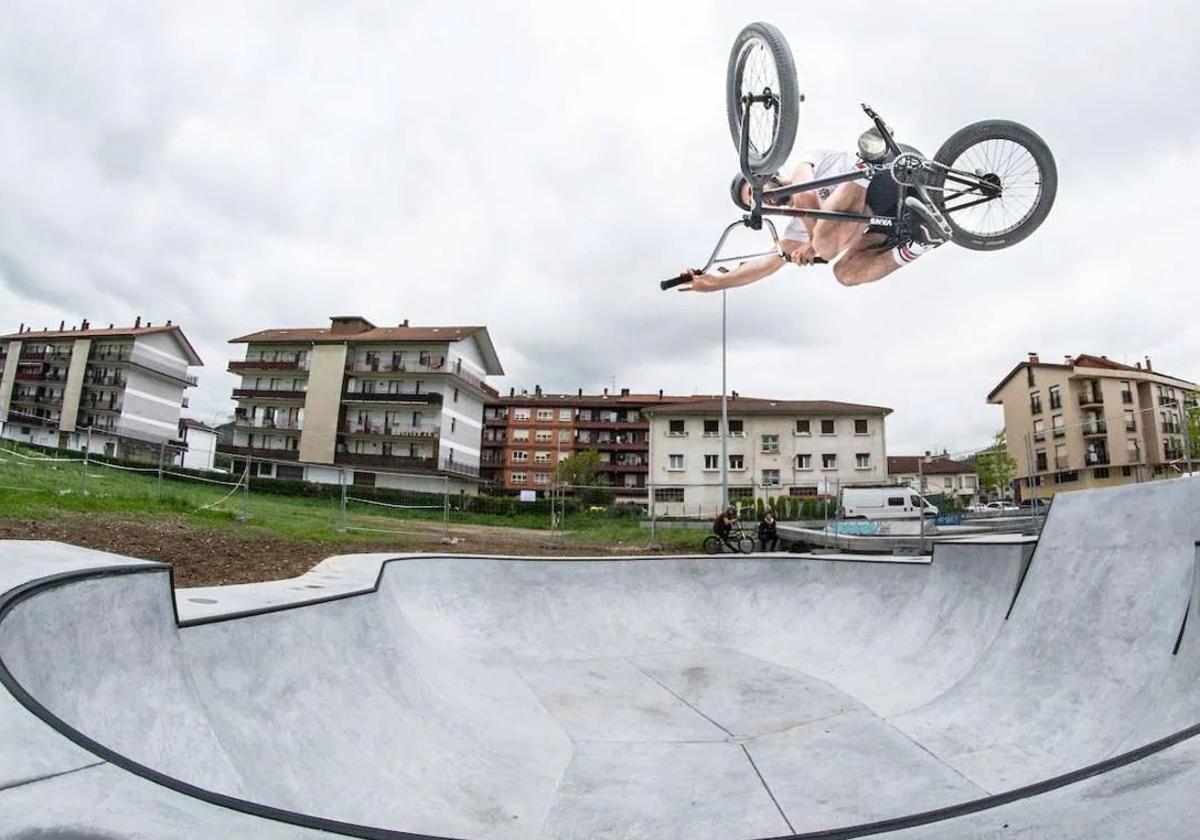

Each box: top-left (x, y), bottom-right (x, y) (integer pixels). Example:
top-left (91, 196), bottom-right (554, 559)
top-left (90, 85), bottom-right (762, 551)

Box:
top-left (181, 428), bottom-right (217, 471)
top-left (298, 344), bottom-right (347, 464)
top-left (0, 339), bottom-right (20, 416)
top-left (58, 338), bottom-right (91, 433)
top-left (119, 368), bottom-right (185, 443)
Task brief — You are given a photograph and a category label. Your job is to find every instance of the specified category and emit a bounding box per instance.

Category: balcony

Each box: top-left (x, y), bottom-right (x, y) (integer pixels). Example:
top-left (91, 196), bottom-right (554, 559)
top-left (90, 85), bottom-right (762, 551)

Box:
top-left (1033, 432), bottom-right (1046, 442)
top-left (234, 418), bottom-right (303, 433)
top-left (228, 358), bottom-right (307, 373)
top-left (592, 440), bottom-right (646, 451)
top-left (15, 371), bottom-right (67, 383)
top-left (339, 422), bottom-right (437, 438)
top-left (484, 416), bottom-right (509, 427)
top-left (232, 388), bottom-right (308, 401)
top-left (83, 375), bottom-right (128, 388)
top-left (1158, 396), bottom-right (1179, 407)
top-left (1085, 453), bottom-right (1110, 466)
top-left (11, 394), bottom-right (63, 407)
top-left (1052, 428), bottom-right (1066, 439)
top-left (18, 349), bottom-right (47, 361)
top-left (598, 463), bottom-right (647, 473)
top-left (81, 402), bottom-right (122, 414)
top-left (1082, 421), bottom-right (1108, 437)
top-left (1162, 423), bottom-right (1182, 435)
top-left (341, 390), bottom-right (442, 405)
top-left (1077, 390), bottom-right (1103, 407)
top-left (344, 358), bottom-right (492, 394)
top-left (334, 452), bottom-right (438, 471)
top-left (217, 443), bottom-right (300, 461)
top-left (7, 410), bottom-right (59, 427)
top-left (575, 418), bottom-right (644, 430)
top-left (1125, 421), bottom-right (1137, 432)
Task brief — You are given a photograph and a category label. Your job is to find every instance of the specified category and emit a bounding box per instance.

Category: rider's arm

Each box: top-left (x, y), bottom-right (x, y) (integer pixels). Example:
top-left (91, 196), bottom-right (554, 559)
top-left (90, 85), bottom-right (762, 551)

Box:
top-left (683, 239), bottom-right (806, 293)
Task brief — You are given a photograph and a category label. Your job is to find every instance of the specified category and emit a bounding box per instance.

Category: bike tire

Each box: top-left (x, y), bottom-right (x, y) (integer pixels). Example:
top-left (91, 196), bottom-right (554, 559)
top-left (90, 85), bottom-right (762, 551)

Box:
top-left (737, 537), bottom-right (755, 554)
top-left (930, 120), bottom-right (1057, 251)
top-left (702, 535), bottom-right (723, 555)
top-left (726, 22), bottom-right (799, 177)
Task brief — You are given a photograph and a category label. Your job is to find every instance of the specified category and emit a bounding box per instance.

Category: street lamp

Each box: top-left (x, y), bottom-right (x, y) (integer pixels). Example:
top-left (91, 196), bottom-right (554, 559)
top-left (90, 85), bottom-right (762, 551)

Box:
top-left (720, 290), bottom-right (729, 511)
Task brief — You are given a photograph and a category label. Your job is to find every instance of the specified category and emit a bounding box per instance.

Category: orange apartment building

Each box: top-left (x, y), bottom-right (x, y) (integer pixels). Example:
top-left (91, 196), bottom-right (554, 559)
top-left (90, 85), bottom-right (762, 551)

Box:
top-left (481, 388), bottom-right (710, 500)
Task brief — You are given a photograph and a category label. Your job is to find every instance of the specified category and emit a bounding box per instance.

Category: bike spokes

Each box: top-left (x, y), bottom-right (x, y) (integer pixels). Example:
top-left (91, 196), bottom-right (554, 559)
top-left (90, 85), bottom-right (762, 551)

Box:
top-left (939, 138), bottom-right (1043, 238)
top-left (738, 39), bottom-right (782, 158)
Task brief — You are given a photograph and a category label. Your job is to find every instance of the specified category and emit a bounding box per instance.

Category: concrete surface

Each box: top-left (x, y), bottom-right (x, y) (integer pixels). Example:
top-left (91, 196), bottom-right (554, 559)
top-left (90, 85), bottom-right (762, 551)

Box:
top-left (0, 477), bottom-right (1198, 839)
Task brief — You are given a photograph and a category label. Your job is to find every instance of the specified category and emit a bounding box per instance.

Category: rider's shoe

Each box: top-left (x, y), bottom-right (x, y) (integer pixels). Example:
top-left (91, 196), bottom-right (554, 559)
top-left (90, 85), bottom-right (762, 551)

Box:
top-left (904, 196), bottom-right (949, 246)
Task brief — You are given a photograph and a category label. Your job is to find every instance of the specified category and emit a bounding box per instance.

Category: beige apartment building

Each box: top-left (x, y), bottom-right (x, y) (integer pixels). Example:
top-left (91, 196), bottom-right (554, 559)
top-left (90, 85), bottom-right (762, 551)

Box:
top-left (0, 319), bottom-right (201, 458)
top-left (988, 353), bottom-right (1198, 499)
top-left (221, 316), bottom-right (502, 493)
top-left (644, 397), bottom-right (892, 516)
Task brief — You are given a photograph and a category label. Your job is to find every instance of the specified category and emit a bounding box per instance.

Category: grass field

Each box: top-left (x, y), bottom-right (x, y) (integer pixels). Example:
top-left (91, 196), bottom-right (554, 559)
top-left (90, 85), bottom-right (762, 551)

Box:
top-left (0, 442), bottom-right (697, 551)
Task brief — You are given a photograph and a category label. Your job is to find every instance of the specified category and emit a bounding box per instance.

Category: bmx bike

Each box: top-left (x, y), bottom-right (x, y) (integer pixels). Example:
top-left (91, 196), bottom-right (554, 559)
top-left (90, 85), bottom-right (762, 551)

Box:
top-left (662, 21), bottom-right (1058, 289)
top-left (703, 525), bottom-right (756, 555)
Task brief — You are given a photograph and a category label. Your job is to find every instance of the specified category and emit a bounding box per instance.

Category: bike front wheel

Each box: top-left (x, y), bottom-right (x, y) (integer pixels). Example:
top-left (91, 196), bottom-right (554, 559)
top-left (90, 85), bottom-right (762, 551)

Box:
top-left (737, 537), bottom-right (755, 554)
top-left (929, 120), bottom-right (1057, 250)
top-left (725, 22), bottom-right (799, 177)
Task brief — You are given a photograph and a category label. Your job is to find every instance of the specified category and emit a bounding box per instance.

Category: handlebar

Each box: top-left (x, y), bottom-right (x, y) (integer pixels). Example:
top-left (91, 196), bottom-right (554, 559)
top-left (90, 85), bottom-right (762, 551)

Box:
top-left (661, 257), bottom-right (828, 291)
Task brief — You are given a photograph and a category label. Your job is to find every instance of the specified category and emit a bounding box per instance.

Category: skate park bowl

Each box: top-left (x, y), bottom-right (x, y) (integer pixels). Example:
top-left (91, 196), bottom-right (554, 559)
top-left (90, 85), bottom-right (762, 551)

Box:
top-left (2, 478), bottom-right (1200, 839)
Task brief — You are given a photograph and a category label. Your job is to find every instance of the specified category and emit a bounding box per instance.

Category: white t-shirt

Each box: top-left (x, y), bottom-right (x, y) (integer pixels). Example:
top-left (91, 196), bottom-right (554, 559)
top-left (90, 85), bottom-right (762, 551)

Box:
top-left (782, 149), bottom-right (869, 242)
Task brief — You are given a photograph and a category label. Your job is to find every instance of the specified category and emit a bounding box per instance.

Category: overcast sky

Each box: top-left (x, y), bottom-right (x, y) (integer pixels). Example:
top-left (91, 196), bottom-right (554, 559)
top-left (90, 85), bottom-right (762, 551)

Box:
top-left (2, 1), bottom-right (1197, 456)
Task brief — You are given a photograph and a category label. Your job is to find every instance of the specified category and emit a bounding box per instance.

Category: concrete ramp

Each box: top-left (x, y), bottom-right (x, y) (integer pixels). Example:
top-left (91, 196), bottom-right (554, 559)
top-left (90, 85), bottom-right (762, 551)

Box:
top-left (1, 478), bottom-right (1199, 839)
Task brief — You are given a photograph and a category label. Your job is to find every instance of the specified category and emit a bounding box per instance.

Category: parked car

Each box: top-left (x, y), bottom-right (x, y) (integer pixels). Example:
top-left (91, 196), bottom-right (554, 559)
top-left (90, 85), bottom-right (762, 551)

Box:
top-left (984, 501), bottom-right (1021, 512)
top-left (840, 486), bottom-right (939, 519)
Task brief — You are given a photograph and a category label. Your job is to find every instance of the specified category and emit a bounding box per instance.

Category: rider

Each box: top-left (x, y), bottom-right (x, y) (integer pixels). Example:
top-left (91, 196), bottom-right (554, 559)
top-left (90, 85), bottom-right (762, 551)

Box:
top-left (682, 134), bottom-right (947, 292)
top-left (712, 506), bottom-right (739, 551)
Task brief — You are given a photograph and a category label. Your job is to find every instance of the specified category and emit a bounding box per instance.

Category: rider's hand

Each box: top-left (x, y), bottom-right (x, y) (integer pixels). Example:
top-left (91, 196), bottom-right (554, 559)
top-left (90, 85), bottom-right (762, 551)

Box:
top-left (787, 242), bottom-right (817, 266)
top-left (679, 270), bottom-right (716, 293)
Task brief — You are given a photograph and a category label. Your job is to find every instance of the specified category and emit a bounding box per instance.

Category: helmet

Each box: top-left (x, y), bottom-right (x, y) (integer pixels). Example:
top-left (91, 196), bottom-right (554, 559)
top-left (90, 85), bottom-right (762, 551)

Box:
top-left (729, 173), bottom-right (751, 211)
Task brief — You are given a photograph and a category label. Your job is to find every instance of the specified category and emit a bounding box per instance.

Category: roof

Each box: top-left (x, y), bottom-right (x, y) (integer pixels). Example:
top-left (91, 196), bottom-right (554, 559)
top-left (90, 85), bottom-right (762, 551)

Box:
top-left (179, 418), bottom-right (217, 433)
top-left (230, 323), bottom-right (503, 375)
top-left (1, 324), bottom-right (203, 367)
top-left (645, 397), bottom-right (893, 416)
top-left (489, 393), bottom-right (721, 408)
top-left (887, 455), bottom-right (976, 476)
top-left (987, 354), bottom-right (1199, 402)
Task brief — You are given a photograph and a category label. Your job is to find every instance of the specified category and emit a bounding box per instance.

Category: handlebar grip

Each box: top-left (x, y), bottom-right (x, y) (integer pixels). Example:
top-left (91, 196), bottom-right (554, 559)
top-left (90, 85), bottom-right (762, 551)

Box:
top-left (660, 272), bottom-right (695, 290)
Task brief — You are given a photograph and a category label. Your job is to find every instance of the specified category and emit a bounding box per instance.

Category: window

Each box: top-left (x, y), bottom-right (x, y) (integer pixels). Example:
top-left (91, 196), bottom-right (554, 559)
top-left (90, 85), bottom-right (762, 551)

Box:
top-left (1120, 381), bottom-right (1133, 404)
top-left (1124, 410), bottom-right (1136, 431)
top-left (655, 487), bottom-right (684, 503)
top-left (1035, 450), bottom-right (1047, 471)
top-left (1122, 466), bottom-right (1132, 477)
top-left (1055, 443), bottom-right (1068, 469)
top-left (728, 419), bottom-right (744, 435)
top-left (537, 409), bottom-right (553, 421)
top-left (1049, 386), bottom-right (1062, 410)
top-left (1052, 414), bottom-right (1064, 437)
top-left (762, 469), bottom-right (780, 486)
top-left (761, 434), bottom-right (780, 453)
top-left (704, 454), bottom-right (720, 471)
top-left (1094, 467), bottom-right (1110, 479)
top-left (559, 409), bottom-right (572, 421)
top-left (453, 388), bottom-right (459, 403)
top-left (729, 454), bottom-right (745, 470)
top-left (1033, 419), bottom-right (1045, 441)
top-left (667, 454), bottom-right (684, 471)
top-left (511, 472), bottom-right (526, 485)
top-left (512, 450), bottom-right (529, 462)
top-left (854, 419), bottom-right (869, 434)
top-left (855, 453), bottom-right (870, 469)
top-left (795, 419), bottom-right (811, 435)
top-left (450, 418), bottom-right (456, 433)
top-left (558, 429), bottom-right (571, 442)
top-left (789, 486), bottom-right (818, 497)
top-left (887, 496), bottom-right (905, 507)
top-left (1054, 471), bottom-right (1078, 484)
top-left (534, 452), bottom-right (551, 464)
top-left (703, 419), bottom-right (719, 436)
top-left (963, 475), bottom-right (977, 489)
top-left (533, 472), bottom-right (549, 485)
top-left (820, 419), bottom-right (835, 435)
top-left (944, 475), bottom-right (956, 489)
top-left (668, 419), bottom-right (686, 436)
top-left (512, 429), bottom-right (530, 441)
top-left (513, 408), bottom-right (530, 421)
top-left (1030, 392), bottom-right (1042, 414)
top-left (822, 453), bottom-right (837, 470)
top-left (535, 430), bottom-right (553, 443)
top-left (796, 453), bottom-right (812, 470)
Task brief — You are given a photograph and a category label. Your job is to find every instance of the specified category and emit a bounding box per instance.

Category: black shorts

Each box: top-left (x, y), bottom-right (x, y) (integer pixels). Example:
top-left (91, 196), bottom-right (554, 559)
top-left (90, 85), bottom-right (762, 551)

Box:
top-left (867, 168), bottom-right (899, 216)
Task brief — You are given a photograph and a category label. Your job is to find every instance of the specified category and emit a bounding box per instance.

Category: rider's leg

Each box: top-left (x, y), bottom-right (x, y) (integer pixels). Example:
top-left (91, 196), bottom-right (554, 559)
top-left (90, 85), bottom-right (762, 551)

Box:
top-left (811, 182), bottom-right (869, 262)
top-left (831, 232), bottom-right (905, 286)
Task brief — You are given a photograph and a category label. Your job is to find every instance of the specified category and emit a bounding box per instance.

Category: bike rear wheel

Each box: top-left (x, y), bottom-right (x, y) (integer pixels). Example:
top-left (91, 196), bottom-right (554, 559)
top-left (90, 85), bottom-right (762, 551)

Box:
top-left (929, 120), bottom-right (1057, 250)
top-left (726, 22), bottom-right (799, 177)
top-left (702, 535), bottom-right (723, 555)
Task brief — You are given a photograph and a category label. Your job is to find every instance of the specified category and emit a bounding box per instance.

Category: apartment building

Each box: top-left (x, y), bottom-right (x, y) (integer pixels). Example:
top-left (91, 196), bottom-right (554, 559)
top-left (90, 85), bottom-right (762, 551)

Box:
top-left (0, 319), bottom-right (201, 458)
top-left (887, 454), bottom-right (980, 505)
top-left (480, 388), bottom-right (713, 499)
top-left (178, 419), bottom-right (218, 472)
top-left (221, 316), bottom-right (502, 493)
top-left (988, 352), bottom-right (1198, 499)
top-left (645, 397), bottom-right (892, 516)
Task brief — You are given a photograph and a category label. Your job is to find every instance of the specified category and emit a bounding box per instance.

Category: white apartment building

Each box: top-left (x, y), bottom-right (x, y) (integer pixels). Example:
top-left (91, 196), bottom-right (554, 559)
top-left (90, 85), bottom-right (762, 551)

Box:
top-left (0, 319), bottom-right (201, 459)
top-left (645, 397), bottom-right (891, 516)
top-left (222, 316), bottom-right (502, 493)
top-left (178, 419), bottom-right (218, 472)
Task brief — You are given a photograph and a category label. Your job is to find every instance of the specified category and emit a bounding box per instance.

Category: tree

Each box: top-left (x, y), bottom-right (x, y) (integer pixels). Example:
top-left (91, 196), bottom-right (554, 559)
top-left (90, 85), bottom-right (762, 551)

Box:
top-left (976, 429), bottom-right (1018, 501)
top-left (555, 449), bottom-right (612, 506)
top-left (1187, 391), bottom-right (1200, 460)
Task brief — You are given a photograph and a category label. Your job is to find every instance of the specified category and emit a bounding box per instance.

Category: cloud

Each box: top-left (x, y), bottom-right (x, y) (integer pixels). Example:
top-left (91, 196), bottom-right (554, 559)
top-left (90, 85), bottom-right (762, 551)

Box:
top-left (0, 0), bottom-right (1197, 451)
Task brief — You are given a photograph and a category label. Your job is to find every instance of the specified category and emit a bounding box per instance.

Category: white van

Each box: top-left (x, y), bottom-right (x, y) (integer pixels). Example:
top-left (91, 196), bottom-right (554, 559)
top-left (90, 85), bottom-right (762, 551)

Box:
top-left (840, 486), bottom-right (939, 520)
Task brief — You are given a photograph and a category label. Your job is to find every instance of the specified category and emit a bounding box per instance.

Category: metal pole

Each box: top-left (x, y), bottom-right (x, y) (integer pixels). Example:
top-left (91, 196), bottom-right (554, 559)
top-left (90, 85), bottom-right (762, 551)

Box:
top-left (1182, 396), bottom-right (1195, 476)
top-left (156, 442), bottom-right (165, 500)
top-left (1025, 432), bottom-right (1038, 516)
top-left (720, 290), bottom-right (729, 510)
top-left (82, 428), bottom-right (91, 496)
top-left (443, 474), bottom-right (450, 537)
top-left (338, 468), bottom-right (348, 533)
top-left (241, 457), bottom-right (250, 521)
top-left (646, 409), bottom-right (657, 548)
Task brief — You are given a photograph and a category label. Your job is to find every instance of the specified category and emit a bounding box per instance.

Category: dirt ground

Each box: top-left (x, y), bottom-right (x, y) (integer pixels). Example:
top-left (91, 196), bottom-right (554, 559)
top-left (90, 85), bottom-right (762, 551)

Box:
top-left (0, 513), bottom-right (662, 588)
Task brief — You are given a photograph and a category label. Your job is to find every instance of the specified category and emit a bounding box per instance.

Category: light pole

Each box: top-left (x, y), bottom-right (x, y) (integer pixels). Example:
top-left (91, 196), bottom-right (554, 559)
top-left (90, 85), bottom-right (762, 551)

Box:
top-left (720, 290), bottom-right (729, 512)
